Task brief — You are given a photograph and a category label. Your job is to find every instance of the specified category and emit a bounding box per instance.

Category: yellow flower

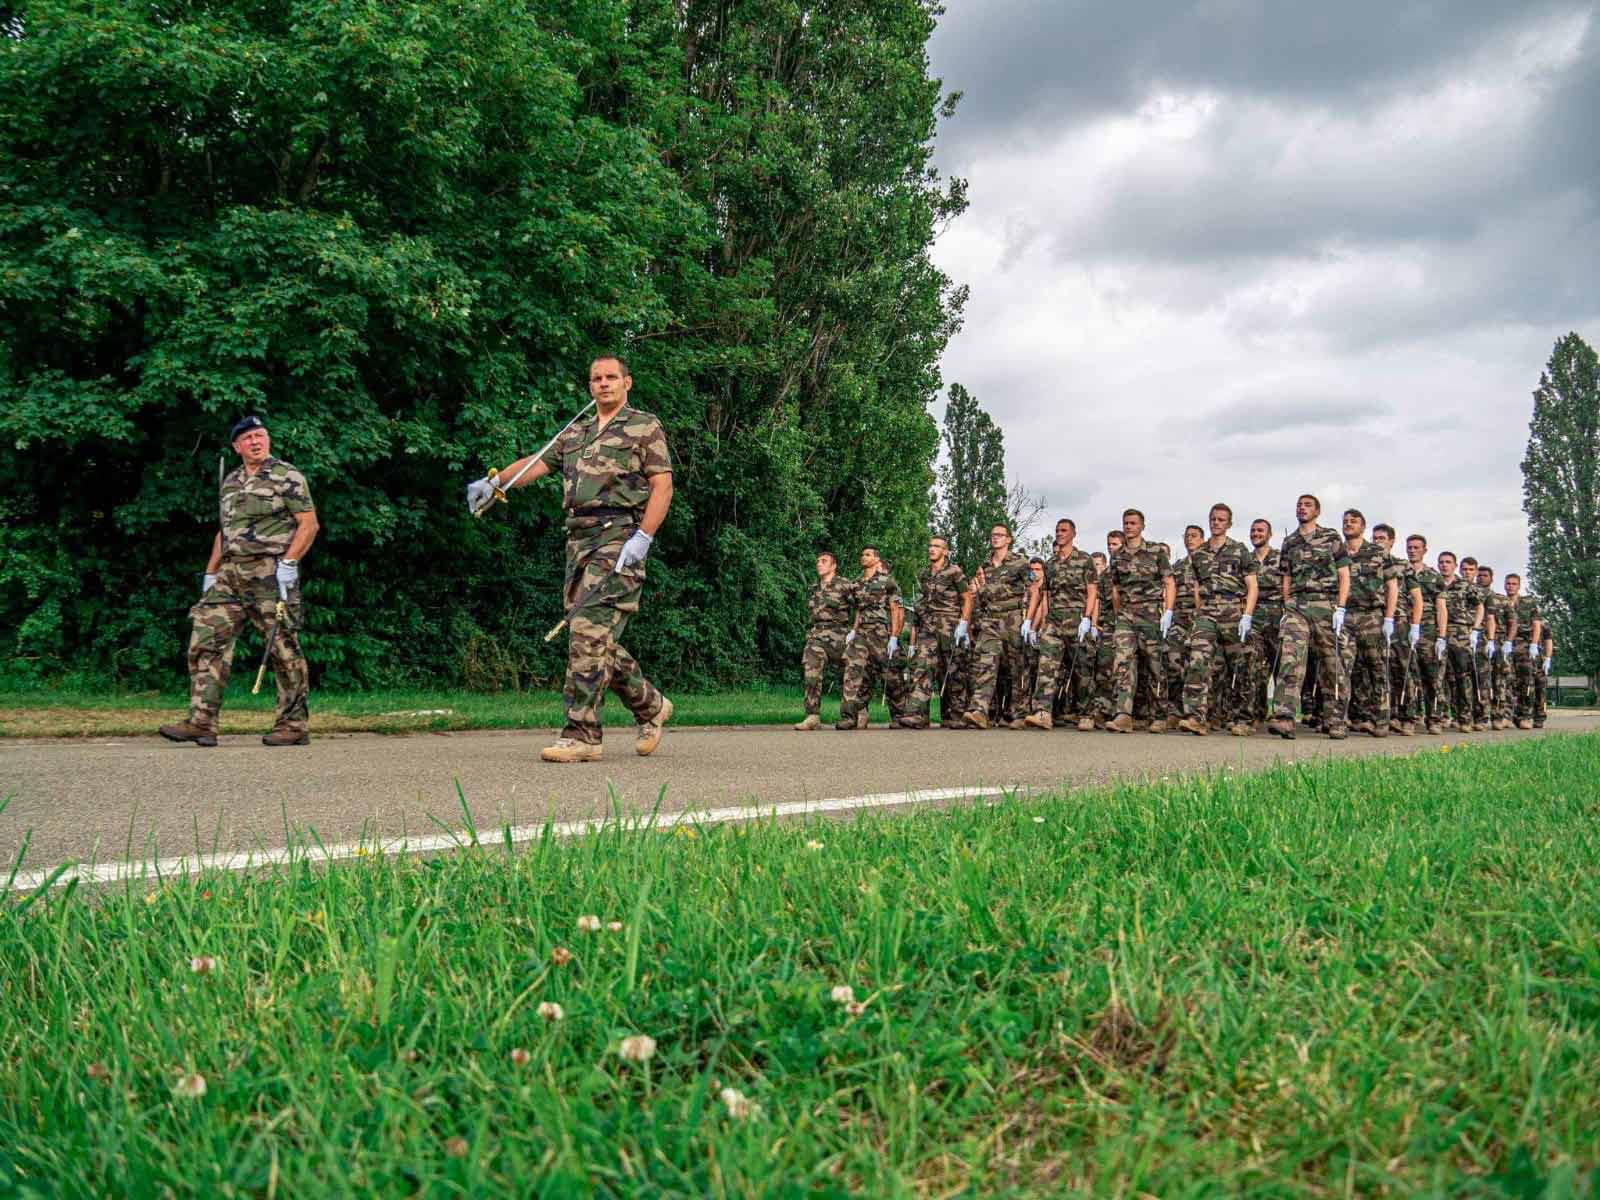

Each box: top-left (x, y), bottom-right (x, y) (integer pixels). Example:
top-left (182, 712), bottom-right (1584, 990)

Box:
top-left (1440, 744), bottom-right (1451, 753)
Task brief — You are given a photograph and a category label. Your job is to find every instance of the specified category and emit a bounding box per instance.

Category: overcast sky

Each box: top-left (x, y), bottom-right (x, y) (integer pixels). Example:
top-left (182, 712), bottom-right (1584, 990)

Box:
top-left (927, 0), bottom-right (1599, 583)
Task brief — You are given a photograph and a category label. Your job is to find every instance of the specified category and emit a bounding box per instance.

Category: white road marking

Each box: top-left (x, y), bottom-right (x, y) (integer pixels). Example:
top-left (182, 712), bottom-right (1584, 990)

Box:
top-left (6, 784), bottom-right (1016, 892)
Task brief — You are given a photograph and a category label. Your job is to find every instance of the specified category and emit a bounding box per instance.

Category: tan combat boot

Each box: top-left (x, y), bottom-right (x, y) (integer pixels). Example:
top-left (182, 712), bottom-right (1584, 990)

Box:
top-left (1228, 721), bottom-right (1252, 737)
top-left (1516, 718), bottom-right (1532, 730)
top-left (1146, 718), bottom-right (1170, 734)
top-left (1076, 716), bottom-right (1096, 732)
top-left (963, 710), bottom-right (992, 730)
top-left (636, 697), bottom-right (673, 756)
top-left (1266, 717), bottom-right (1296, 739)
top-left (1023, 711), bottom-right (1053, 730)
top-left (1175, 716), bottom-right (1208, 736)
top-left (541, 738), bottom-right (602, 763)
top-left (158, 721), bottom-right (217, 748)
top-left (262, 728), bottom-right (310, 746)
top-left (794, 714), bottom-right (821, 731)
top-left (1105, 713), bottom-right (1134, 734)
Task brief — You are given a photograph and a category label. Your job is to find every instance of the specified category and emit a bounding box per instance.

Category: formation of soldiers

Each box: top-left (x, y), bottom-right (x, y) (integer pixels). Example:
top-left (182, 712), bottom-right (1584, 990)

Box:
top-left (799, 497), bottom-right (1557, 739)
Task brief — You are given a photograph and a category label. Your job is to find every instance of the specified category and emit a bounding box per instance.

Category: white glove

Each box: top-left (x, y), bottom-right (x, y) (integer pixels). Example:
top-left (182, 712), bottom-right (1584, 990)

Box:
top-left (613, 529), bottom-right (652, 573)
top-left (1502, 640), bottom-right (1513, 659)
top-left (1469, 629), bottom-right (1480, 651)
top-left (846, 630), bottom-right (857, 648)
top-left (1159, 609), bottom-right (1173, 638)
top-left (1544, 655), bottom-right (1553, 675)
top-left (907, 642), bottom-right (918, 660)
top-left (275, 559), bottom-right (299, 590)
top-left (1237, 613), bottom-right (1253, 641)
top-left (1382, 617), bottom-right (1395, 644)
top-left (466, 474), bottom-right (499, 515)
top-left (1409, 623), bottom-right (1421, 648)
top-left (1332, 607), bottom-right (1346, 636)
top-left (1485, 641), bottom-right (1496, 660)
top-left (201, 573), bottom-right (217, 596)
top-left (886, 635), bottom-right (899, 659)
top-left (1090, 625), bottom-right (1101, 641)
top-left (1020, 619), bottom-right (1034, 645)
top-left (1077, 616), bottom-right (1091, 642)
top-left (1435, 636), bottom-right (1447, 661)
top-left (953, 620), bottom-right (969, 647)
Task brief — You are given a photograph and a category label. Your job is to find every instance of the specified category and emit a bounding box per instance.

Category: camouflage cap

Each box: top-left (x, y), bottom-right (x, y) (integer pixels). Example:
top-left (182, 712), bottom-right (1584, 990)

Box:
top-left (230, 414), bottom-right (266, 440)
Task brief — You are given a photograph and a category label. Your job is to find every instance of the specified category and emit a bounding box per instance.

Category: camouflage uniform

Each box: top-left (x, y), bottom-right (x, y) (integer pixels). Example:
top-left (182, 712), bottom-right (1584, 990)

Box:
top-left (1110, 541), bottom-right (1173, 721)
top-left (1343, 540), bottom-right (1401, 729)
top-left (967, 552), bottom-right (1033, 723)
top-left (1029, 549), bottom-right (1097, 720)
top-left (801, 575), bottom-right (857, 716)
top-left (1484, 591), bottom-right (1515, 724)
top-left (1440, 577), bottom-right (1482, 727)
top-left (1181, 537), bottom-right (1257, 723)
top-left (185, 457), bottom-right (313, 735)
top-left (1381, 558), bottom-right (1424, 728)
top-left (1166, 555), bottom-right (1198, 712)
top-left (537, 403), bottom-right (671, 745)
top-left (1533, 632), bottom-right (1551, 724)
top-left (1273, 526), bottom-right (1352, 731)
top-left (1409, 564), bottom-right (1448, 727)
top-left (903, 561), bottom-right (969, 727)
top-left (1246, 546), bottom-right (1283, 725)
top-left (1509, 593), bottom-right (1542, 721)
top-left (838, 569), bottom-right (904, 726)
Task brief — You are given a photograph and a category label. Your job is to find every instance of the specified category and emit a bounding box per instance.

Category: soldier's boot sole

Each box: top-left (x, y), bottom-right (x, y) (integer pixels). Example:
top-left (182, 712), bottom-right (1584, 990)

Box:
top-left (159, 723), bottom-right (217, 748)
top-left (1105, 714), bottom-right (1135, 734)
top-left (262, 730), bottom-right (310, 747)
top-left (1266, 718), bottom-right (1296, 740)
top-left (1175, 717), bottom-right (1208, 736)
top-left (1023, 712), bottom-right (1053, 730)
top-left (635, 697), bottom-right (673, 756)
top-left (793, 715), bottom-right (822, 731)
top-left (541, 739), bottom-right (603, 763)
top-left (857, 709), bottom-right (870, 730)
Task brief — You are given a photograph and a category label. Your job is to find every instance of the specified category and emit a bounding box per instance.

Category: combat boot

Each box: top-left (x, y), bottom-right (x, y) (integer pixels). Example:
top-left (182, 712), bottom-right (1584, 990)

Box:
top-left (963, 710), bottom-right (992, 730)
top-left (1495, 718), bottom-right (1513, 730)
top-left (1516, 718), bottom-right (1532, 730)
top-left (1266, 717), bottom-right (1296, 739)
top-left (1351, 720), bottom-right (1376, 736)
top-left (158, 721), bottom-right (217, 748)
top-left (262, 728), bottom-right (310, 747)
top-left (793, 714), bottom-right (821, 731)
top-left (1228, 721), bottom-right (1252, 737)
top-left (1076, 716), bottom-right (1096, 732)
top-left (891, 717), bottom-right (927, 730)
top-left (636, 697), bottom-right (673, 756)
top-left (1425, 721), bottom-right (1444, 735)
top-left (856, 709), bottom-right (869, 730)
top-left (1023, 711), bottom-right (1053, 730)
top-left (1006, 717), bottom-right (1029, 730)
top-left (1175, 716), bottom-right (1208, 736)
top-left (1105, 713), bottom-right (1134, 734)
top-left (541, 738), bottom-right (602, 763)
top-left (1147, 718), bottom-right (1170, 734)
top-left (1326, 724), bottom-right (1348, 740)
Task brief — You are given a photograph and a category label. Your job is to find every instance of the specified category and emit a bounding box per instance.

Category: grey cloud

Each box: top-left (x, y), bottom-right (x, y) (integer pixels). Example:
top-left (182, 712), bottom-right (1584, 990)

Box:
top-left (1209, 395), bottom-right (1391, 438)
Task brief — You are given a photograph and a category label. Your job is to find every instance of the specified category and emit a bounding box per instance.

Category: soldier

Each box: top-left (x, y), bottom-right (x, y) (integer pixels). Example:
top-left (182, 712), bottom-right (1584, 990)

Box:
top-left (899, 535), bottom-right (969, 729)
top-left (465, 355), bottom-right (674, 763)
top-left (1404, 534), bottom-right (1449, 733)
top-left (1338, 510), bottom-right (1401, 736)
top-left (1175, 504), bottom-right (1258, 736)
top-left (1244, 518), bottom-right (1282, 729)
top-left (1436, 551), bottom-right (1485, 732)
top-left (1166, 526), bottom-right (1204, 714)
top-left (1504, 573), bottom-right (1542, 729)
top-left (836, 546), bottom-right (905, 730)
top-left (1478, 565), bottom-right (1514, 729)
top-left (961, 523), bottom-right (1034, 730)
top-left (1024, 518), bottom-right (1098, 731)
top-left (1534, 628), bottom-right (1553, 726)
top-left (1369, 524), bottom-right (1424, 734)
top-left (1106, 509), bottom-right (1176, 734)
top-left (1453, 556), bottom-right (1490, 727)
top-left (1268, 494), bottom-right (1352, 740)
top-left (1090, 547), bottom-right (1117, 726)
top-left (794, 552), bottom-right (856, 730)
top-left (160, 415), bottom-right (320, 747)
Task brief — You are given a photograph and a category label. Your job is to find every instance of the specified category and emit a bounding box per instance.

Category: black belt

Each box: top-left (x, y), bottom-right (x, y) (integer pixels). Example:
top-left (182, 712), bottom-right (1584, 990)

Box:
top-left (566, 506), bottom-right (638, 529)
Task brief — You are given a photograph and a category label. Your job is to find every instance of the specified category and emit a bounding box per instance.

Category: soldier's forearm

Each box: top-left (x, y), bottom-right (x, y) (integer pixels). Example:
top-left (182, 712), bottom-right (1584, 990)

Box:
top-left (496, 455), bottom-right (550, 489)
top-left (205, 533), bottom-right (223, 574)
top-left (640, 474), bottom-right (672, 537)
top-left (284, 511), bottom-right (319, 562)
top-left (1383, 579), bottom-right (1398, 620)
top-left (1335, 567), bottom-right (1350, 608)
top-left (1410, 589), bottom-right (1423, 624)
top-left (1244, 576), bottom-right (1258, 614)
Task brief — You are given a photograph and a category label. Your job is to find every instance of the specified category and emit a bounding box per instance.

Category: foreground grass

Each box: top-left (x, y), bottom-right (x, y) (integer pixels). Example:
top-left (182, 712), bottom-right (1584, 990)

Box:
top-left (0, 682), bottom-right (881, 738)
top-left (4, 739), bottom-right (1599, 1196)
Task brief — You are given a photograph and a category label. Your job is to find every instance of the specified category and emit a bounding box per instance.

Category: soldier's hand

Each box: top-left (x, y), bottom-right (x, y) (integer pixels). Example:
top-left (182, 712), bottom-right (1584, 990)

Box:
top-left (846, 630), bottom-right (857, 648)
top-left (275, 558), bottom-right (299, 590)
top-left (1382, 617), bottom-right (1395, 644)
top-left (907, 641), bottom-right (918, 659)
top-left (1435, 636), bottom-right (1447, 661)
top-left (1469, 629), bottom-right (1480, 651)
top-left (1159, 609), bottom-right (1173, 638)
top-left (953, 620), bottom-right (970, 647)
top-left (1502, 639), bottom-right (1513, 659)
top-left (1332, 606), bottom-right (1347, 636)
top-left (1409, 623), bottom-right (1422, 648)
top-left (1237, 613), bottom-right (1253, 641)
top-left (1020, 618), bottom-right (1034, 645)
top-left (201, 572), bottom-right (217, 597)
top-left (466, 474), bottom-right (500, 515)
top-left (1544, 655), bottom-right (1553, 675)
top-left (886, 636), bottom-right (899, 659)
top-left (614, 529), bottom-right (653, 573)
top-left (1077, 616), bottom-right (1091, 642)
top-left (1486, 641), bottom-right (1497, 659)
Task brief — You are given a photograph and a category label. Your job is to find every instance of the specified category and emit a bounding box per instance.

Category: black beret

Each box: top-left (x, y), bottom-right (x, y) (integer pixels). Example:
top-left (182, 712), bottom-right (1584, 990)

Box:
top-left (230, 414), bottom-right (266, 440)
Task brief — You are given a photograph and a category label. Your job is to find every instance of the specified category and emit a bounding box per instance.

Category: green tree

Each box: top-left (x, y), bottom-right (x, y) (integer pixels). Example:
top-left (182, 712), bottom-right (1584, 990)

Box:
top-left (931, 384), bottom-right (1007, 571)
top-left (1522, 332), bottom-right (1600, 677)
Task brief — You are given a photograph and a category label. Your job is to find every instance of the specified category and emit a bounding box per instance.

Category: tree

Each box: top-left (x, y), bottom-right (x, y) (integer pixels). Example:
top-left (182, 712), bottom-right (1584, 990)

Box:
top-left (931, 384), bottom-right (1007, 571)
top-left (1522, 332), bottom-right (1600, 676)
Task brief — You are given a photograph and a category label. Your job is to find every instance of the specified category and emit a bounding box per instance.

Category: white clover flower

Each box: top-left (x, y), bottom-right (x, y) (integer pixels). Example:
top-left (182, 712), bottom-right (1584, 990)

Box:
top-left (1032, 816), bottom-right (1045, 824)
top-left (509, 1047), bottom-right (531, 1067)
top-left (172, 1072), bottom-right (207, 1099)
top-left (537, 1001), bottom-right (565, 1022)
top-left (830, 985), bottom-right (855, 1005)
top-left (189, 955), bottom-right (218, 975)
top-left (618, 1034), bottom-right (657, 1063)
top-left (719, 1087), bottom-right (759, 1120)
top-left (845, 1000), bottom-right (866, 1017)
top-left (805, 839), bottom-right (825, 851)
top-left (576, 914), bottom-right (601, 933)
top-left (607, 921), bottom-right (623, 933)
top-left (550, 946), bottom-right (573, 966)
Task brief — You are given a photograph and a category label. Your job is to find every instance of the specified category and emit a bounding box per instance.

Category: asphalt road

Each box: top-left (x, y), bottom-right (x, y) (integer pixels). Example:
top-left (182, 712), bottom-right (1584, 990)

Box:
top-left (4, 713), bottom-right (1596, 878)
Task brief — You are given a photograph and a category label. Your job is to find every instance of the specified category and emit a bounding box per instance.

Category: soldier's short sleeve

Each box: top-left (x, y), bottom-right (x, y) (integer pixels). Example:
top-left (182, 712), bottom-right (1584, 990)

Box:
top-left (1156, 548), bottom-right (1172, 579)
top-left (1333, 545), bottom-right (1353, 569)
top-left (280, 467), bottom-right (314, 514)
top-left (639, 417), bottom-right (672, 477)
top-left (1240, 548), bottom-right (1259, 577)
top-left (886, 576), bottom-right (902, 604)
top-left (536, 426), bottom-right (569, 473)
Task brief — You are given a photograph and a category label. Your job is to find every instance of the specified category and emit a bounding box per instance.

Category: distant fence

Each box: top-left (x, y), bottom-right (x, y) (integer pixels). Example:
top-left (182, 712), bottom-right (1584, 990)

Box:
top-left (1551, 675), bottom-right (1596, 707)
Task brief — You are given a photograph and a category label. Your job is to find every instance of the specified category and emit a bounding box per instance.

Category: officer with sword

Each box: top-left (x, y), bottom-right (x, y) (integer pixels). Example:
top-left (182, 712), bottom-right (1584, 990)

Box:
top-left (466, 355), bottom-right (675, 763)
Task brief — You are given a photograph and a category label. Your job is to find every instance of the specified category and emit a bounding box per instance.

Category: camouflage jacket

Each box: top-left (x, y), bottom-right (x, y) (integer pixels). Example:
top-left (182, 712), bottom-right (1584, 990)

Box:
top-left (1110, 540), bottom-right (1172, 619)
top-left (1484, 592), bottom-right (1513, 640)
top-left (1413, 564), bottom-right (1446, 633)
top-left (971, 551), bottom-right (1032, 616)
top-left (915, 562), bottom-right (967, 637)
top-left (1190, 536), bottom-right (1258, 607)
top-left (1441, 577), bottom-right (1483, 636)
top-left (806, 576), bottom-right (858, 635)
top-left (220, 457), bottom-right (314, 560)
top-left (1253, 546), bottom-right (1284, 611)
top-left (1042, 548), bottom-right (1096, 622)
top-left (537, 403), bottom-right (671, 550)
top-left (1281, 525), bottom-right (1351, 602)
top-left (1345, 540), bottom-right (1400, 612)
top-left (1172, 556), bottom-right (1198, 623)
top-left (1510, 594), bottom-right (1541, 643)
top-left (854, 569), bottom-right (901, 634)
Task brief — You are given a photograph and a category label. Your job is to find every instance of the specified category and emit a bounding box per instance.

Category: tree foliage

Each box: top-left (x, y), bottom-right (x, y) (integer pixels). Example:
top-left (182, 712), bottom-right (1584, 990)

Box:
top-left (0, 0), bottom-right (965, 688)
top-left (930, 383), bottom-right (1008, 571)
top-left (1522, 332), bottom-right (1600, 675)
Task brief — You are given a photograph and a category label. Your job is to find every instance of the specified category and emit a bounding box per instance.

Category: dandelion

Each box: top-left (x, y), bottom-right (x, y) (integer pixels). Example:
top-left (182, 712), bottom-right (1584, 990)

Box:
top-left (1440, 744), bottom-right (1451, 753)
top-left (845, 1001), bottom-right (866, 1017)
top-left (189, 955), bottom-right (217, 975)
top-left (577, 914), bottom-right (601, 933)
top-left (509, 1048), bottom-right (530, 1067)
top-left (607, 921), bottom-right (623, 933)
top-left (720, 1087), bottom-right (759, 1120)
top-left (537, 1001), bottom-right (565, 1022)
top-left (143, 890), bottom-right (159, 906)
top-left (830, 984), bottom-right (855, 1005)
top-left (550, 946), bottom-right (573, 966)
top-left (806, 839), bottom-right (825, 850)
top-left (444, 1136), bottom-right (470, 1158)
top-left (86, 1062), bottom-right (110, 1082)
top-left (172, 1072), bottom-right (207, 1099)
top-left (618, 1034), bottom-right (657, 1063)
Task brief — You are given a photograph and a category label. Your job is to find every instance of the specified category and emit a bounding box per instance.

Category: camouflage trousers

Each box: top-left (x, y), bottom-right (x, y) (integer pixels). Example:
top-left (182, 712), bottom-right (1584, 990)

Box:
top-left (1090, 631), bottom-right (1115, 719)
top-left (1030, 611), bottom-right (1091, 718)
top-left (1487, 652), bottom-right (1513, 721)
top-left (1273, 602), bottom-right (1351, 729)
top-left (1343, 609), bottom-right (1392, 727)
top-left (1386, 638), bottom-right (1427, 724)
top-left (1245, 604), bottom-right (1282, 724)
top-left (1113, 611), bottom-right (1168, 720)
top-left (904, 629), bottom-right (970, 726)
top-left (801, 627), bottom-right (850, 715)
top-left (1182, 602), bottom-right (1251, 722)
top-left (186, 556), bottom-right (309, 734)
top-left (1532, 657), bottom-right (1548, 721)
top-left (839, 628), bottom-right (908, 722)
top-left (1164, 620), bottom-right (1192, 712)
top-left (1511, 642), bottom-right (1538, 719)
top-left (969, 610), bottom-right (1028, 722)
top-left (561, 538), bottom-right (663, 745)
top-left (1442, 634), bottom-right (1479, 725)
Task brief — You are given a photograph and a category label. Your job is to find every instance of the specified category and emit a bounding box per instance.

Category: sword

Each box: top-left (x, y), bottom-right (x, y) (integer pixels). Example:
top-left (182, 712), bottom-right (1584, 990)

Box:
top-left (542, 521), bottom-right (621, 642)
top-left (252, 579), bottom-right (289, 695)
top-left (475, 399), bottom-right (597, 518)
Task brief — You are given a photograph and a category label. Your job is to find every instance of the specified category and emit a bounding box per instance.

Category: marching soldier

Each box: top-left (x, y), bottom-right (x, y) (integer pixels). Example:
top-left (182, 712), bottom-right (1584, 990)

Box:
top-left (1106, 509), bottom-right (1175, 734)
top-left (1534, 628), bottom-right (1553, 726)
top-left (961, 523), bottom-right (1033, 729)
top-left (1244, 518), bottom-right (1282, 729)
top-left (1175, 503), bottom-right (1257, 736)
top-left (1166, 526), bottom-right (1204, 714)
top-left (1339, 510), bottom-right (1400, 736)
top-left (1478, 565), bottom-right (1514, 729)
top-left (1436, 551), bottom-right (1484, 732)
top-left (899, 536), bottom-right (969, 729)
top-left (794, 551), bottom-right (856, 730)
top-left (1504, 573), bottom-right (1542, 729)
top-left (1268, 494), bottom-right (1352, 740)
top-left (1454, 556), bottom-right (1490, 728)
top-left (160, 415), bottom-right (319, 748)
top-left (465, 355), bottom-right (674, 763)
top-left (1370, 524), bottom-right (1424, 734)
top-left (1404, 534), bottom-right (1449, 733)
top-left (1024, 518), bottom-right (1098, 731)
top-left (1090, 545), bottom-right (1118, 726)
top-left (836, 546), bottom-right (905, 730)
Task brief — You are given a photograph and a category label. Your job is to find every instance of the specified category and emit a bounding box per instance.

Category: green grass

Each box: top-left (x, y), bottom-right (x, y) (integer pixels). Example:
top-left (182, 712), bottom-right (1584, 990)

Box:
top-left (4, 738), bottom-right (1599, 1196)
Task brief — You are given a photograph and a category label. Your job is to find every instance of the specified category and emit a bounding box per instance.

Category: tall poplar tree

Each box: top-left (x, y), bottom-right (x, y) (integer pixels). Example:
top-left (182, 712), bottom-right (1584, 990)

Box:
top-left (932, 384), bottom-right (1008, 571)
